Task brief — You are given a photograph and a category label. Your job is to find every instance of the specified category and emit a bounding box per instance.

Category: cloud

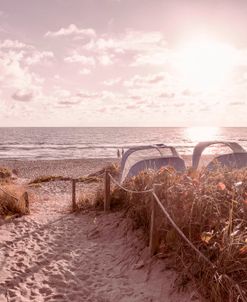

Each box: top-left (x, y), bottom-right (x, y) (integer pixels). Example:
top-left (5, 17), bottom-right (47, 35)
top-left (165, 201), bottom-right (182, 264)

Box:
top-left (0, 46), bottom-right (46, 95)
top-left (126, 104), bottom-right (138, 109)
top-left (45, 24), bottom-right (96, 39)
top-left (75, 29), bottom-right (168, 67)
top-left (79, 68), bottom-right (91, 75)
top-left (64, 53), bottom-right (95, 66)
top-left (58, 99), bottom-right (81, 106)
top-left (85, 30), bottom-right (165, 52)
top-left (173, 102), bottom-right (185, 107)
top-left (76, 90), bottom-right (99, 99)
top-left (133, 49), bottom-right (171, 66)
top-left (98, 54), bottom-right (114, 66)
top-left (229, 101), bottom-right (245, 106)
top-left (0, 50), bottom-right (32, 89)
top-left (159, 92), bottom-right (175, 98)
top-left (103, 77), bottom-right (121, 86)
top-left (12, 89), bottom-right (34, 102)
top-left (53, 27), bottom-right (170, 69)
top-left (26, 51), bottom-right (54, 65)
top-left (124, 72), bottom-right (166, 87)
top-left (0, 39), bottom-right (33, 50)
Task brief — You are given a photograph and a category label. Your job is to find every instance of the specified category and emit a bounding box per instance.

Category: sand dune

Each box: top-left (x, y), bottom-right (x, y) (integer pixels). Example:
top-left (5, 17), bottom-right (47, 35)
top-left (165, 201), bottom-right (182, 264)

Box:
top-left (0, 161), bottom-right (199, 302)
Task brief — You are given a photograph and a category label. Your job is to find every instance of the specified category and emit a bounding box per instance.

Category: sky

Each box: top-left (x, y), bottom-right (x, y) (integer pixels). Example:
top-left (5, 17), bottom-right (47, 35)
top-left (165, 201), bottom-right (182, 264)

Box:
top-left (0, 0), bottom-right (247, 127)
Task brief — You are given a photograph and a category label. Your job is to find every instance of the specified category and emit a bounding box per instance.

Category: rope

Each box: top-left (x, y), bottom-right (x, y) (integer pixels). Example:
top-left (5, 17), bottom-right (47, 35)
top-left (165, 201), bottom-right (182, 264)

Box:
top-left (108, 173), bottom-right (154, 194)
top-left (106, 172), bottom-right (215, 269)
top-left (152, 190), bottom-right (216, 269)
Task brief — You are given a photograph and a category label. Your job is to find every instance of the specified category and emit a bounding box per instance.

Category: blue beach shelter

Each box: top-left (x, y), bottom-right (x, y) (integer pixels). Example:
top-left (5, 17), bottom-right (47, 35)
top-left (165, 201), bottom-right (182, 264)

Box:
top-left (119, 144), bottom-right (186, 183)
top-left (192, 141), bottom-right (247, 171)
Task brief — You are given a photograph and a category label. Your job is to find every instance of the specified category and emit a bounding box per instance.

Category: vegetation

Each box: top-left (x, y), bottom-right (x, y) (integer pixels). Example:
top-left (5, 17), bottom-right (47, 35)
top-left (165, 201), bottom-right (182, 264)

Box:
top-left (0, 167), bottom-right (12, 182)
top-left (85, 166), bottom-right (247, 301)
top-left (0, 167), bottom-right (29, 219)
top-left (29, 175), bottom-right (100, 185)
top-left (0, 184), bottom-right (29, 218)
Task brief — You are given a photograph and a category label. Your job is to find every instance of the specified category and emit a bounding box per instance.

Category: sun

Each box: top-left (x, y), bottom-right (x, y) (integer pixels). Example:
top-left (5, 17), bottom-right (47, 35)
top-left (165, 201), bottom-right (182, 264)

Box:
top-left (177, 37), bottom-right (236, 91)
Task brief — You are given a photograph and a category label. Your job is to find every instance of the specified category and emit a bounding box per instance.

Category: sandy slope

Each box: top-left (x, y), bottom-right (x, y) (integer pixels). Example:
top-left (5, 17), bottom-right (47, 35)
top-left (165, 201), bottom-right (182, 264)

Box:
top-left (0, 165), bottom-right (199, 302)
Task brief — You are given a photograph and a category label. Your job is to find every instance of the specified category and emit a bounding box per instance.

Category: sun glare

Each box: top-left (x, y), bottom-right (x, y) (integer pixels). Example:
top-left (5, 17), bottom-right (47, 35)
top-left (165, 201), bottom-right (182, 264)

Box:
top-left (177, 37), bottom-right (236, 91)
top-left (185, 127), bottom-right (219, 142)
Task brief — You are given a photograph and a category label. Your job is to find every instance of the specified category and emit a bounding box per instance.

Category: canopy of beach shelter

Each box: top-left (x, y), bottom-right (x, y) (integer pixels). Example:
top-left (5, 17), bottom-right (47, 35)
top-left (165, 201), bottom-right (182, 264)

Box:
top-left (120, 144), bottom-right (180, 183)
top-left (192, 141), bottom-right (246, 170)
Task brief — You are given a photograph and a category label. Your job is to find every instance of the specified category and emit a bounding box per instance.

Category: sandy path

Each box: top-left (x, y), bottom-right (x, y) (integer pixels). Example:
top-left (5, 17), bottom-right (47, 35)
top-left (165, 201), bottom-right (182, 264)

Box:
top-left (0, 182), bottom-right (197, 302)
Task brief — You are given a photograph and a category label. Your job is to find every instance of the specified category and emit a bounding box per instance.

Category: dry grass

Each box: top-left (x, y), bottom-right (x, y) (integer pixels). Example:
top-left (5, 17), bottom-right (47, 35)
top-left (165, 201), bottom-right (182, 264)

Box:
top-left (78, 162), bottom-right (120, 210)
top-left (88, 162), bottom-right (120, 178)
top-left (0, 167), bottom-right (12, 183)
top-left (29, 175), bottom-right (100, 185)
top-left (91, 165), bottom-right (247, 301)
top-left (0, 166), bottom-right (29, 218)
top-left (0, 184), bottom-right (29, 217)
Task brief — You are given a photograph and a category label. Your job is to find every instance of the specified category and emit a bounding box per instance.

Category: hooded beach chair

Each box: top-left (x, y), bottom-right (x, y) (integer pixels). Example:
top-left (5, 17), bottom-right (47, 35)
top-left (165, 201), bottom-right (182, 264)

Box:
top-left (119, 144), bottom-right (185, 183)
top-left (192, 141), bottom-right (247, 171)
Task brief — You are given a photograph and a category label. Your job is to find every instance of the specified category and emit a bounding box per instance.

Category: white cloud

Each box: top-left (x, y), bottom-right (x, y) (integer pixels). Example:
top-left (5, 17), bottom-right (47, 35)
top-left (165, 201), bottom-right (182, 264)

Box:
top-left (76, 90), bottom-right (99, 99)
top-left (0, 39), bottom-right (33, 50)
top-left (64, 53), bottom-right (95, 66)
top-left (74, 29), bottom-right (169, 67)
top-left (45, 24), bottom-right (96, 38)
top-left (84, 30), bottom-right (165, 53)
top-left (26, 51), bottom-right (54, 65)
top-left (103, 77), bottom-right (121, 86)
top-left (0, 39), bottom-right (51, 106)
top-left (98, 54), bottom-right (114, 66)
top-left (79, 68), bottom-right (91, 75)
top-left (123, 72), bottom-right (166, 87)
top-left (133, 49), bottom-right (171, 66)
top-left (0, 50), bottom-right (33, 89)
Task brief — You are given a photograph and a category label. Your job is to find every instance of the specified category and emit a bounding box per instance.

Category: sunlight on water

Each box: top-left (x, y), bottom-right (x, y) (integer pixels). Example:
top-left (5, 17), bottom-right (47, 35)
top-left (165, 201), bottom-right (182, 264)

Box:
top-left (185, 127), bottom-right (219, 142)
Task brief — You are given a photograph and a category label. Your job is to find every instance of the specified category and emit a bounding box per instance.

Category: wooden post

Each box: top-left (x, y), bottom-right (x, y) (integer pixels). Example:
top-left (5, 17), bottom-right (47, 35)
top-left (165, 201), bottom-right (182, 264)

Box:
top-left (104, 170), bottom-right (111, 211)
top-left (23, 192), bottom-right (29, 214)
top-left (72, 179), bottom-right (77, 211)
top-left (149, 185), bottom-right (160, 256)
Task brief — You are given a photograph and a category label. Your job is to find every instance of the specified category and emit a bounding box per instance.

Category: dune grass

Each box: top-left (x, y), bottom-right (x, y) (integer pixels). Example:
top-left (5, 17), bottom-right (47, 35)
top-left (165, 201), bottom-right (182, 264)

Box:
top-left (83, 165), bottom-right (247, 301)
top-left (0, 184), bottom-right (29, 218)
top-left (29, 175), bottom-right (100, 185)
top-left (0, 167), bottom-right (12, 182)
top-left (0, 166), bottom-right (30, 219)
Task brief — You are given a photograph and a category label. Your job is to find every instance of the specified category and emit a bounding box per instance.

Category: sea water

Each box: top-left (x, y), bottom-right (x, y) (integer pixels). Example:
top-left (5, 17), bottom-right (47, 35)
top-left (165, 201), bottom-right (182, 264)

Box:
top-left (0, 127), bottom-right (246, 160)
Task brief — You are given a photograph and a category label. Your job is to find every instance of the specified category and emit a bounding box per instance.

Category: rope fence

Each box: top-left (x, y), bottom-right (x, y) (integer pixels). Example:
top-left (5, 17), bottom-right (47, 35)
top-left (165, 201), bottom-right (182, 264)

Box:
top-left (104, 170), bottom-right (247, 299)
top-left (108, 174), bottom-right (154, 194)
top-left (104, 170), bottom-right (215, 263)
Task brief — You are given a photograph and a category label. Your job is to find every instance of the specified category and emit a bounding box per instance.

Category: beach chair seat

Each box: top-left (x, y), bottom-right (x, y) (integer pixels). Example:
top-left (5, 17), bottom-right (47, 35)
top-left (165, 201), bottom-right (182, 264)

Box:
top-left (192, 141), bottom-right (246, 171)
top-left (119, 144), bottom-right (182, 183)
top-left (126, 156), bottom-right (186, 179)
top-left (207, 152), bottom-right (247, 171)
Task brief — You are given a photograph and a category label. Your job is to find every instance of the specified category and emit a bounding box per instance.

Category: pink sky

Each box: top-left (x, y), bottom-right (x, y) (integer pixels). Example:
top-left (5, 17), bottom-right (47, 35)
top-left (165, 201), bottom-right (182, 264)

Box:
top-left (0, 0), bottom-right (247, 126)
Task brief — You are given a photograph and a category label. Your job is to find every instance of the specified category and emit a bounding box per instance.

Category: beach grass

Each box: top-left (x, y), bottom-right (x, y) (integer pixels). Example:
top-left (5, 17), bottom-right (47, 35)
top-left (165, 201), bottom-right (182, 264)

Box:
top-left (0, 184), bottom-right (29, 218)
top-left (0, 166), bottom-right (12, 182)
top-left (0, 166), bottom-right (30, 218)
top-left (88, 165), bottom-right (247, 301)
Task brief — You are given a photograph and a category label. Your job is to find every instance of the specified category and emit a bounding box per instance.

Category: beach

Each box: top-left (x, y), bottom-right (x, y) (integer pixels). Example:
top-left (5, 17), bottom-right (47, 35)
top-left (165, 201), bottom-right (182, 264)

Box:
top-left (0, 158), bottom-right (198, 302)
top-left (0, 158), bottom-right (118, 180)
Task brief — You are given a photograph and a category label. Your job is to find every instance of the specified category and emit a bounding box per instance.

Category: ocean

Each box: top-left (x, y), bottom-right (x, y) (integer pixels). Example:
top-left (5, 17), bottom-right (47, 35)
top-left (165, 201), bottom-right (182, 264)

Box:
top-left (0, 127), bottom-right (246, 160)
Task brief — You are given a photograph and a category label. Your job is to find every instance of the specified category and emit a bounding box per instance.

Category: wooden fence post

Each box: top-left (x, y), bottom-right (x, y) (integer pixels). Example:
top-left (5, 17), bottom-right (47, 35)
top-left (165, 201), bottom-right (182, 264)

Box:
top-left (104, 170), bottom-right (111, 211)
top-left (149, 185), bottom-right (160, 256)
top-left (72, 179), bottom-right (77, 211)
top-left (23, 192), bottom-right (29, 214)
